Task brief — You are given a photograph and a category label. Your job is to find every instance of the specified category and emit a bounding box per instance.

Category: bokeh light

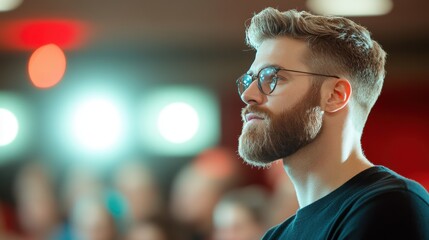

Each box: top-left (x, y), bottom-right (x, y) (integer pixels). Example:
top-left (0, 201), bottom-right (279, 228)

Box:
top-left (307, 0), bottom-right (393, 16)
top-left (157, 102), bottom-right (200, 144)
top-left (70, 97), bottom-right (125, 152)
top-left (0, 92), bottom-right (32, 161)
top-left (0, 0), bottom-right (22, 12)
top-left (0, 108), bottom-right (19, 146)
top-left (28, 44), bottom-right (67, 89)
top-left (139, 86), bottom-right (220, 156)
top-left (0, 19), bottom-right (88, 50)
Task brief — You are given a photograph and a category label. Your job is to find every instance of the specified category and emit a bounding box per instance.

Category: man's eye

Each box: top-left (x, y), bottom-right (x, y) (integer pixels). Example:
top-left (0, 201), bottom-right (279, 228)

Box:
top-left (275, 75), bottom-right (288, 81)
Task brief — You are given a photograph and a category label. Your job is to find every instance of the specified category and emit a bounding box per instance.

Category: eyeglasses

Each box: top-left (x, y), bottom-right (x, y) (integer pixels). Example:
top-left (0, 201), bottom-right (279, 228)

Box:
top-left (236, 66), bottom-right (340, 96)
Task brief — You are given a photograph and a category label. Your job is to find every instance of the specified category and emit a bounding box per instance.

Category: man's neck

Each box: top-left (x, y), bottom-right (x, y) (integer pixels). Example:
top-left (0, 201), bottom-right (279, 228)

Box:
top-left (282, 126), bottom-right (373, 208)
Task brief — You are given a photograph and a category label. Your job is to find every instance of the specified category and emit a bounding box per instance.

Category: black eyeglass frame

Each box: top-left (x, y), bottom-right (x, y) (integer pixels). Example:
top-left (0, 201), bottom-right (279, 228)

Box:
top-left (236, 66), bottom-right (340, 96)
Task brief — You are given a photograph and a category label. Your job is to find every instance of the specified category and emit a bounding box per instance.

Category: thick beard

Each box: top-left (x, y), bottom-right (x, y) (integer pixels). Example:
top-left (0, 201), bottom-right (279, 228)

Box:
top-left (238, 86), bottom-right (323, 167)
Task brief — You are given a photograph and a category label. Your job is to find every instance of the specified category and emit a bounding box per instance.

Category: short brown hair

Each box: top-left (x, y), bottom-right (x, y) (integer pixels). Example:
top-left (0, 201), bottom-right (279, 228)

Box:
top-left (246, 8), bottom-right (387, 131)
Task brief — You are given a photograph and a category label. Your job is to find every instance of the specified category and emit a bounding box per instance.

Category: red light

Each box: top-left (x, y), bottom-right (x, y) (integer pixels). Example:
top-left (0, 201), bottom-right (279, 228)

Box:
top-left (0, 19), bottom-right (88, 51)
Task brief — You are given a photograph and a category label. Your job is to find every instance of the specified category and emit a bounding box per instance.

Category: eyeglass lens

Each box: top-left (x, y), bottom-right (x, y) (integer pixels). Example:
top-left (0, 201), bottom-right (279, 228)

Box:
top-left (237, 67), bottom-right (278, 95)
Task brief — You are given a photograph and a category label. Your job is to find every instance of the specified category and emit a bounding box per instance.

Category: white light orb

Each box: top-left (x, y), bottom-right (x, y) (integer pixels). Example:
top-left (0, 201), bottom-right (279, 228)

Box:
top-left (307, 0), bottom-right (393, 16)
top-left (157, 102), bottom-right (199, 144)
top-left (0, 108), bottom-right (19, 146)
top-left (70, 98), bottom-right (123, 151)
top-left (0, 0), bottom-right (23, 12)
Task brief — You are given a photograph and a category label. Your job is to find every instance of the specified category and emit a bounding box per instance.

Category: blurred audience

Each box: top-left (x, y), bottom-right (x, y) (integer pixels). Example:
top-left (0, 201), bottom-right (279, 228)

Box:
top-left (170, 165), bottom-right (221, 240)
top-left (111, 160), bottom-right (164, 234)
top-left (169, 147), bottom-right (241, 240)
top-left (14, 161), bottom-right (68, 240)
top-left (212, 186), bottom-right (269, 240)
top-left (2, 148), bottom-right (301, 240)
top-left (125, 217), bottom-right (168, 240)
top-left (61, 165), bottom-right (106, 215)
top-left (70, 196), bottom-right (117, 240)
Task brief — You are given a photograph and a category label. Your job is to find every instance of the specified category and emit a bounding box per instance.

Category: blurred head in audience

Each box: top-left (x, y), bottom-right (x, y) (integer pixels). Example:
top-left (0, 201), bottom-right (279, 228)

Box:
top-left (125, 218), bottom-right (168, 240)
top-left (14, 161), bottom-right (61, 239)
top-left (169, 147), bottom-right (241, 239)
top-left (113, 160), bottom-right (162, 224)
top-left (71, 196), bottom-right (116, 240)
top-left (62, 165), bottom-right (106, 215)
top-left (170, 165), bottom-right (221, 227)
top-left (213, 186), bottom-right (269, 240)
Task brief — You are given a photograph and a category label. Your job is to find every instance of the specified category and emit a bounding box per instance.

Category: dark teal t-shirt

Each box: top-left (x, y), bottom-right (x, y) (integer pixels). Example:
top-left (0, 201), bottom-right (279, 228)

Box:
top-left (263, 166), bottom-right (429, 240)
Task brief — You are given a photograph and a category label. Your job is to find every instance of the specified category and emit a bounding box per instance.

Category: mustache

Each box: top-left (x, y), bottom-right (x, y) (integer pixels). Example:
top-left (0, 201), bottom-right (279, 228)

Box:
top-left (241, 105), bottom-right (272, 122)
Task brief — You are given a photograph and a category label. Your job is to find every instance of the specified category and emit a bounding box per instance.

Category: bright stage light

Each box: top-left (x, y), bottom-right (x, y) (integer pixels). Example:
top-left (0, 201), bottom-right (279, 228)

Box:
top-left (0, 108), bottom-right (19, 146)
top-left (0, 92), bottom-right (32, 161)
top-left (139, 86), bottom-right (220, 156)
top-left (70, 98), bottom-right (124, 152)
top-left (157, 102), bottom-right (200, 144)
top-left (0, 0), bottom-right (22, 12)
top-left (307, 0), bottom-right (393, 16)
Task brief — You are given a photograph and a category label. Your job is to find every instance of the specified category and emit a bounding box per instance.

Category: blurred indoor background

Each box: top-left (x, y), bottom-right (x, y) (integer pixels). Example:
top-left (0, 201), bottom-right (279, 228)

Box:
top-left (0, 0), bottom-right (428, 239)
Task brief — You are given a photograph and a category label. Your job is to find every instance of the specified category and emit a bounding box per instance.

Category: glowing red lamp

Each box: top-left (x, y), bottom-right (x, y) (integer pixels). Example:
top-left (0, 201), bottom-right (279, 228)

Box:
top-left (1, 19), bottom-right (88, 50)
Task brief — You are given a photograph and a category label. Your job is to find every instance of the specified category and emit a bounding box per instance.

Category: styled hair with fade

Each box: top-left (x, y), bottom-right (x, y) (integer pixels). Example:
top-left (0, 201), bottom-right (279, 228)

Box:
top-left (246, 7), bottom-right (387, 132)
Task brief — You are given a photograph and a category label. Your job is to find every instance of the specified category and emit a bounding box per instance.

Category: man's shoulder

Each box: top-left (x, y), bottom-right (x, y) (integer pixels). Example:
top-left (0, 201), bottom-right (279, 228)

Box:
top-left (261, 166), bottom-right (429, 239)
top-left (334, 167), bottom-right (429, 239)
top-left (352, 166), bottom-right (429, 206)
top-left (337, 185), bottom-right (429, 239)
top-left (262, 217), bottom-right (295, 240)
top-left (316, 166), bottom-right (428, 238)
top-left (350, 184), bottom-right (429, 218)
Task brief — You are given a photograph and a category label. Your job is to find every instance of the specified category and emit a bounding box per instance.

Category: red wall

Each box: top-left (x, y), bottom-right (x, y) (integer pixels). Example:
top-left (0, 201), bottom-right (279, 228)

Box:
top-left (363, 82), bottom-right (429, 189)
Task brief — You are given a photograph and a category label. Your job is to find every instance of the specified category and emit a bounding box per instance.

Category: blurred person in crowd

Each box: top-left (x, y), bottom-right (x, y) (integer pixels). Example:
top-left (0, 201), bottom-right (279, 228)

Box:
top-left (212, 185), bottom-right (269, 240)
top-left (169, 165), bottom-right (221, 240)
top-left (124, 217), bottom-right (168, 240)
top-left (112, 160), bottom-right (163, 226)
top-left (14, 162), bottom-right (69, 240)
top-left (169, 147), bottom-right (241, 240)
top-left (71, 196), bottom-right (117, 240)
top-left (61, 165), bottom-right (106, 214)
top-left (236, 7), bottom-right (429, 239)
top-left (60, 165), bottom-right (109, 240)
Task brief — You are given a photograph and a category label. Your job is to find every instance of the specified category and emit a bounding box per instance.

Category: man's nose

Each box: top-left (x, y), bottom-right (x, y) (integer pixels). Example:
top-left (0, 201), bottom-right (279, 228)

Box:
top-left (241, 80), bottom-right (263, 105)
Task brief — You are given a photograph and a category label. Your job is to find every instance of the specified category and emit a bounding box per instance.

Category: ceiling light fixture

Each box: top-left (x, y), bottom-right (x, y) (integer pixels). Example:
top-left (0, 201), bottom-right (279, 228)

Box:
top-left (307, 0), bottom-right (393, 16)
top-left (0, 0), bottom-right (22, 12)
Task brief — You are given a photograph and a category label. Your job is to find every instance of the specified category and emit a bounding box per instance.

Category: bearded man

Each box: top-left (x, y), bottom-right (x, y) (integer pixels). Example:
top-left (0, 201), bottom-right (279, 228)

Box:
top-left (236, 7), bottom-right (429, 239)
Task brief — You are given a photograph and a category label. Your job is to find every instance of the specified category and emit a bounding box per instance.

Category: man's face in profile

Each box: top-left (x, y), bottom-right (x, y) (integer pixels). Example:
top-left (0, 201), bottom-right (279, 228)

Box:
top-left (238, 38), bottom-right (324, 167)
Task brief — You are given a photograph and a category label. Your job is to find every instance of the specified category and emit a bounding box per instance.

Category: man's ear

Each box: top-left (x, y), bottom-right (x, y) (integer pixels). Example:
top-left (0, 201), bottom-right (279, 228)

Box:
top-left (322, 79), bottom-right (352, 113)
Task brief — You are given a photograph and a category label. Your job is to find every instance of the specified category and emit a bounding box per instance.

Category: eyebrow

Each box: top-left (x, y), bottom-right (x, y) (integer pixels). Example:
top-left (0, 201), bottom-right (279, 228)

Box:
top-left (247, 63), bottom-right (284, 75)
